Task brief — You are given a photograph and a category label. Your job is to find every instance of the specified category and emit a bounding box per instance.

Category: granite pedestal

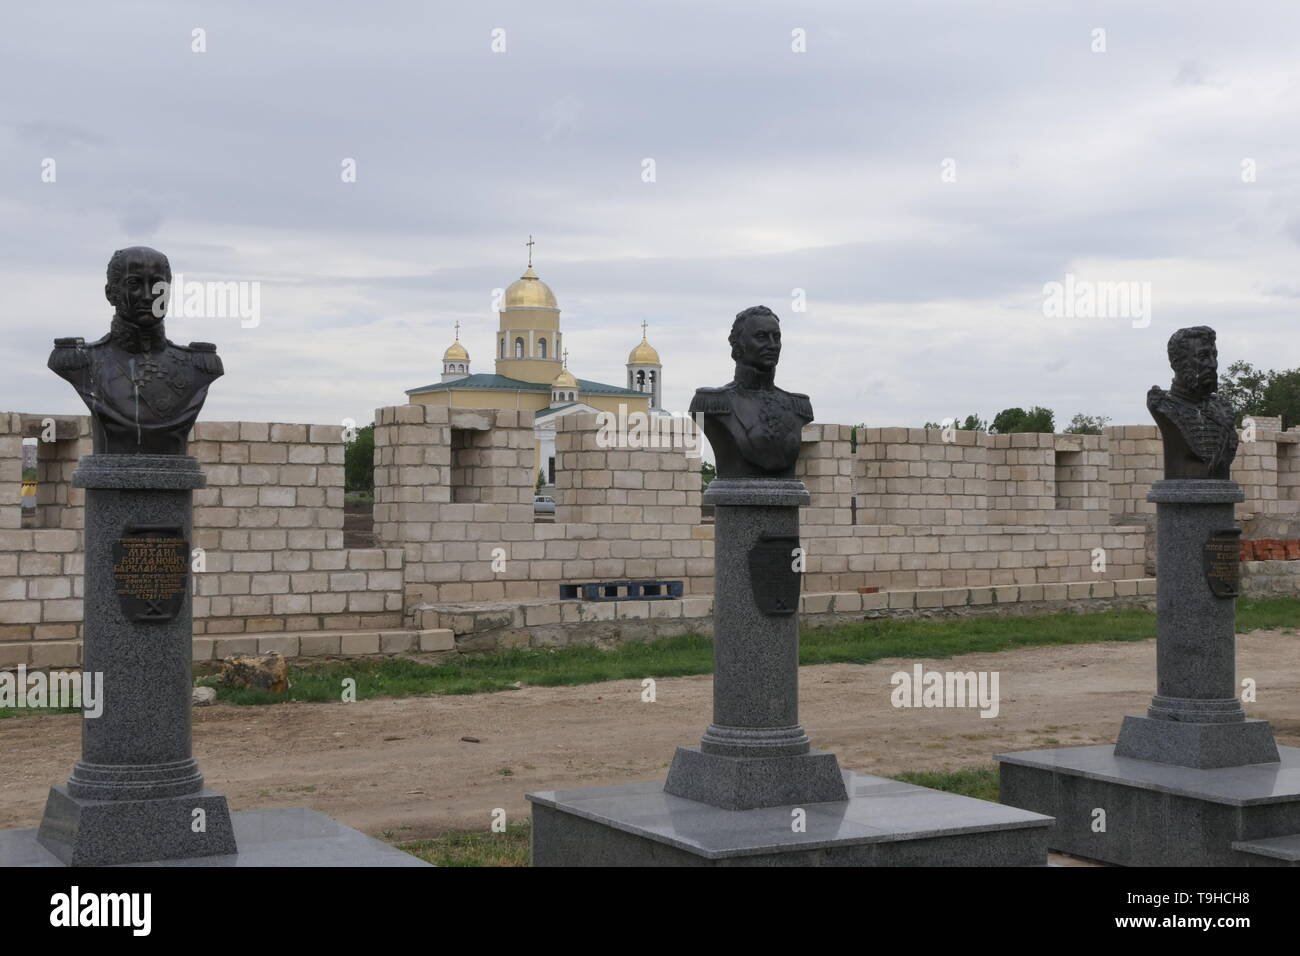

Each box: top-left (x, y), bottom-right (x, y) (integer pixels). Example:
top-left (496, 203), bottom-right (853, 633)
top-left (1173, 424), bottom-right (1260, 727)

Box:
top-left (998, 479), bottom-right (1300, 866)
top-left (530, 477), bottom-right (1053, 865)
top-left (35, 455), bottom-right (237, 866)
top-left (3, 808), bottom-right (430, 867)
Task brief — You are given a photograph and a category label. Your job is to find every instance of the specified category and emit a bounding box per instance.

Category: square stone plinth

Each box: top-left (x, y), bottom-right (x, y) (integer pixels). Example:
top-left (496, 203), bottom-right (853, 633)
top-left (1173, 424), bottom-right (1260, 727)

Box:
top-left (996, 745), bottom-right (1300, 867)
top-left (527, 771), bottom-right (1051, 866)
top-left (0, 807), bottom-right (429, 867)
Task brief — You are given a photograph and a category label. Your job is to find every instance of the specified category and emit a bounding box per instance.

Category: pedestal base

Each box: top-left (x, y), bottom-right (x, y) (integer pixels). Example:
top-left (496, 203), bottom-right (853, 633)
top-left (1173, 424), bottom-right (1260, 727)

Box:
top-left (663, 745), bottom-right (848, 810)
top-left (1115, 714), bottom-right (1280, 769)
top-left (527, 770), bottom-right (1051, 866)
top-left (996, 745), bottom-right (1300, 866)
top-left (6, 807), bottom-right (428, 867)
top-left (36, 785), bottom-right (237, 866)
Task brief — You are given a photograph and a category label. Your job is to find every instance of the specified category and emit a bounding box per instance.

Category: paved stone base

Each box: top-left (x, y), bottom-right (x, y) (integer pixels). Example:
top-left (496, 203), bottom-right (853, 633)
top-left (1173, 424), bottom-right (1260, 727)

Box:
top-left (35, 785), bottom-right (237, 866)
top-left (996, 744), bottom-right (1300, 866)
top-left (663, 745), bottom-right (848, 810)
top-left (2, 806), bottom-right (428, 867)
top-left (527, 771), bottom-right (1052, 866)
top-left (1115, 714), bottom-right (1279, 769)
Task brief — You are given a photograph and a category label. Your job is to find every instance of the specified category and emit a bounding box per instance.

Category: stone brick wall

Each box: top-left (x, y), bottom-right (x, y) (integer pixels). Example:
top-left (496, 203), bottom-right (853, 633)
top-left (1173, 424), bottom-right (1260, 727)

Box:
top-left (0, 412), bottom-right (404, 667)
top-left (8, 400), bottom-right (1300, 668)
top-left (374, 406), bottom-right (710, 608)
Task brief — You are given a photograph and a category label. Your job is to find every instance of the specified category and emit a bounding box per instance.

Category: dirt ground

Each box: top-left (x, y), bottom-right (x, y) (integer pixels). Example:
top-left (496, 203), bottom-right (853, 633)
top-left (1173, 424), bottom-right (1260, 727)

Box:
top-left (3, 631), bottom-right (1297, 844)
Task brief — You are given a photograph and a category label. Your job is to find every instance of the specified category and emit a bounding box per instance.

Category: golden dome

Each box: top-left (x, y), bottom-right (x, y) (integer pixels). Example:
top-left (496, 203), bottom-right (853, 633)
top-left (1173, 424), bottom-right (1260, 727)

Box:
top-left (504, 266), bottom-right (558, 309)
top-left (443, 340), bottom-right (469, 361)
top-left (552, 368), bottom-right (578, 389)
top-left (628, 335), bottom-right (660, 365)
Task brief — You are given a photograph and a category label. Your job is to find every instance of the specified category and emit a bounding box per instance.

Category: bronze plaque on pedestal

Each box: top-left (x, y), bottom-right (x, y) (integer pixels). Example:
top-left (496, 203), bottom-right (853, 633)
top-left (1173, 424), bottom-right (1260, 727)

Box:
top-left (1203, 528), bottom-right (1242, 599)
top-left (748, 534), bottom-right (802, 616)
top-left (111, 525), bottom-right (189, 623)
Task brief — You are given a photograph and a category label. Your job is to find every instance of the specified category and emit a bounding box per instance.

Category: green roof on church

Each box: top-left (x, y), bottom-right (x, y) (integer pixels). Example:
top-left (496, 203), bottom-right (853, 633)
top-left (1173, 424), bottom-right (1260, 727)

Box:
top-left (406, 373), bottom-right (642, 397)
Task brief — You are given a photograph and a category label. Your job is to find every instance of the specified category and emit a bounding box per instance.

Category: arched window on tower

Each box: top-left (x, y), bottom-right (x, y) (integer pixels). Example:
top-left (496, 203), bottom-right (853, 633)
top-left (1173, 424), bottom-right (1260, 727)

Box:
top-left (515, 337), bottom-right (525, 358)
top-left (538, 338), bottom-right (547, 358)
top-left (500, 339), bottom-right (505, 358)
top-left (635, 370), bottom-right (646, 391)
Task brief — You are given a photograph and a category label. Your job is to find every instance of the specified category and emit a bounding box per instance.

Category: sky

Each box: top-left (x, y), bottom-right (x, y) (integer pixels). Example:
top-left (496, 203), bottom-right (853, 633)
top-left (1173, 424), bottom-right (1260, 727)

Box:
top-left (3, 0), bottom-right (1299, 435)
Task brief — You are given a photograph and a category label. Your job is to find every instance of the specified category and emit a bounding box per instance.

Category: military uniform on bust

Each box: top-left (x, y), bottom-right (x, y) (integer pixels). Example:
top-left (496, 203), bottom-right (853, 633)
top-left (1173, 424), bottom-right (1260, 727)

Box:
top-left (1146, 325), bottom-right (1238, 480)
top-left (690, 305), bottom-right (812, 479)
top-left (47, 246), bottom-right (222, 456)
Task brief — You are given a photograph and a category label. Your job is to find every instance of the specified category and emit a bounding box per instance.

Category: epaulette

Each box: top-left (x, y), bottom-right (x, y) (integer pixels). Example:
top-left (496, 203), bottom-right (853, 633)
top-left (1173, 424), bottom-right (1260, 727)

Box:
top-left (48, 337), bottom-right (89, 373)
top-left (789, 391), bottom-right (813, 418)
top-left (690, 386), bottom-right (734, 415)
top-left (184, 341), bottom-right (224, 376)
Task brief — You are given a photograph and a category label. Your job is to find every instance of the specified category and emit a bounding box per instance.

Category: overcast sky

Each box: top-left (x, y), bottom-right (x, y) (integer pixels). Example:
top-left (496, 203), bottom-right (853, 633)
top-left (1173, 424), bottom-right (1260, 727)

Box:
top-left (3, 1), bottom-right (1299, 435)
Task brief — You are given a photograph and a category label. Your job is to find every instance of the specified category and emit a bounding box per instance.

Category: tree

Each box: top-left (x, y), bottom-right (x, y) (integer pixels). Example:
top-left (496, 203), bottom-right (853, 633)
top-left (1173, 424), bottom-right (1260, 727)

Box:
top-left (1064, 413), bottom-right (1110, 435)
top-left (991, 406), bottom-right (1054, 434)
top-left (1219, 360), bottom-right (1300, 428)
top-left (922, 414), bottom-right (986, 432)
top-left (343, 423), bottom-right (375, 493)
top-left (700, 460), bottom-right (716, 491)
top-left (536, 469), bottom-right (546, 492)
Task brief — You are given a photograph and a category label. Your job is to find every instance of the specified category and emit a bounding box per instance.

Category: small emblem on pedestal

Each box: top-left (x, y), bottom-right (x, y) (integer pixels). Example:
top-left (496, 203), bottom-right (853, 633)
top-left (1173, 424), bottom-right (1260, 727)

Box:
top-left (111, 525), bottom-right (189, 622)
top-left (1203, 528), bottom-right (1241, 599)
top-left (748, 533), bottom-right (801, 616)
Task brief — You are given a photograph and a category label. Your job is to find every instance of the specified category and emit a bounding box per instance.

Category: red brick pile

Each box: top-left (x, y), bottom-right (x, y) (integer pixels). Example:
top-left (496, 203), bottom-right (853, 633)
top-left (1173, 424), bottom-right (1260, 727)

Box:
top-left (1240, 539), bottom-right (1300, 561)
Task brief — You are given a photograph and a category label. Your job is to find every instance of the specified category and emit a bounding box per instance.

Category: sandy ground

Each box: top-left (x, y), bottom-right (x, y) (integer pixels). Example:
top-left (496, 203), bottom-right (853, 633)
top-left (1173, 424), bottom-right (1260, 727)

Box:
top-left (2, 631), bottom-right (1297, 846)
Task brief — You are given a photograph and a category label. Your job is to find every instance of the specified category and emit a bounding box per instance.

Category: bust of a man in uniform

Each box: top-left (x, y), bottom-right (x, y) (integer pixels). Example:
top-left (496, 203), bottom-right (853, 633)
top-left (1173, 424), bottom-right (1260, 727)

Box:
top-left (689, 305), bottom-right (813, 479)
top-left (48, 246), bottom-right (223, 456)
top-left (1147, 325), bottom-right (1237, 480)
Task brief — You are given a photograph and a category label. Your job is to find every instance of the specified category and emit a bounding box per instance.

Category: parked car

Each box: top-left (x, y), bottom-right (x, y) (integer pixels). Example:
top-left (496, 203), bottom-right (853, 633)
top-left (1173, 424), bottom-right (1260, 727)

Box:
top-left (534, 495), bottom-right (556, 515)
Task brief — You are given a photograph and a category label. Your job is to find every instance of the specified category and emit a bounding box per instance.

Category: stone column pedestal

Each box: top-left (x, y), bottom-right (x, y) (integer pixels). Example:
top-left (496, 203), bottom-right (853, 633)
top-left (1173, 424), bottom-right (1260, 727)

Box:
top-left (662, 478), bottom-right (847, 810)
top-left (36, 454), bottom-right (236, 866)
top-left (1114, 479), bottom-right (1279, 769)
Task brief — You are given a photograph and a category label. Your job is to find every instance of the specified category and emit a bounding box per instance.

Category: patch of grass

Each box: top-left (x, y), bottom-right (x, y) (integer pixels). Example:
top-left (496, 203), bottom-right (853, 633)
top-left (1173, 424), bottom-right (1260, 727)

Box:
top-left (893, 765), bottom-right (1001, 803)
top-left (195, 599), bottom-right (1300, 706)
top-left (1237, 598), bottom-right (1300, 632)
top-left (398, 822), bottom-right (530, 867)
top-left (0, 705), bottom-right (81, 720)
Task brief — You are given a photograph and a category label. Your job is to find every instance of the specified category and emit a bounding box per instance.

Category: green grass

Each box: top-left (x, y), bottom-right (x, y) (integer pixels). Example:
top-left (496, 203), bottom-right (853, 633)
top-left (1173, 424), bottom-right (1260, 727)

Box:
top-left (195, 598), bottom-right (1299, 707)
top-left (893, 765), bottom-right (1001, 803)
top-left (397, 821), bottom-right (531, 867)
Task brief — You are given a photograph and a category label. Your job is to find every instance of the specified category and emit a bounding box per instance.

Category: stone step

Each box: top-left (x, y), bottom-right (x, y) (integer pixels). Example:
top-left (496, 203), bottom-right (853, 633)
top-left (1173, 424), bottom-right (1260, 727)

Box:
top-left (197, 628), bottom-right (454, 660)
top-left (1232, 834), bottom-right (1300, 864)
top-left (0, 627), bottom-right (458, 669)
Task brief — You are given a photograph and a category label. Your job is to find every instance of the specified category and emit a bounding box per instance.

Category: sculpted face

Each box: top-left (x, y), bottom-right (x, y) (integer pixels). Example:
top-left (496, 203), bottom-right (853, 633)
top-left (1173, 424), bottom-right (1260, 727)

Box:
top-left (733, 313), bottom-right (782, 372)
top-left (1173, 334), bottom-right (1218, 399)
top-left (105, 249), bottom-right (171, 327)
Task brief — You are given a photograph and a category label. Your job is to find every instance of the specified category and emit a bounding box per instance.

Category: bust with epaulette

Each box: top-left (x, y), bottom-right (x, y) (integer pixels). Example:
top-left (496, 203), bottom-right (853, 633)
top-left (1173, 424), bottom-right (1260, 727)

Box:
top-left (48, 246), bottom-right (223, 455)
top-left (1146, 325), bottom-right (1238, 480)
top-left (689, 305), bottom-right (812, 479)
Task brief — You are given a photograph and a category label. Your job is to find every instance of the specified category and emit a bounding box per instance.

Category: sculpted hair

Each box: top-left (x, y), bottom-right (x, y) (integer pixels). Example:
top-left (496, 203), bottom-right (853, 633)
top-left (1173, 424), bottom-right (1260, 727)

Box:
top-left (106, 246), bottom-right (171, 288)
top-left (1167, 325), bottom-right (1215, 368)
top-left (729, 305), bottom-right (779, 361)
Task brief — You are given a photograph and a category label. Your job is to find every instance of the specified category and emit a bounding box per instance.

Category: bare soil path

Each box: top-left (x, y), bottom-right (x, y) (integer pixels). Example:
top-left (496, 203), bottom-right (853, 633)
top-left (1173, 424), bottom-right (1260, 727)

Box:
top-left (3, 631), bottom-right (1296, 842)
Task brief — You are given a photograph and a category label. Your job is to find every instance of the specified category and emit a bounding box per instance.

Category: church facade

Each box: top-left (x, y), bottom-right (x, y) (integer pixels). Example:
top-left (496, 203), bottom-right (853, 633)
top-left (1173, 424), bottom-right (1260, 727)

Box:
top-left (405, 255), bottom-right (664, 483)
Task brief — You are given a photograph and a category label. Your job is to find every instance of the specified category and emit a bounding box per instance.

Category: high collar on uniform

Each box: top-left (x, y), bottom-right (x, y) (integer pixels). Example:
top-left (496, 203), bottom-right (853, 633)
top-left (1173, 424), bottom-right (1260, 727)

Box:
top-left (110, 314), bottom-right (167, 354)
top-left (732, 362), bottom-right (776, 389)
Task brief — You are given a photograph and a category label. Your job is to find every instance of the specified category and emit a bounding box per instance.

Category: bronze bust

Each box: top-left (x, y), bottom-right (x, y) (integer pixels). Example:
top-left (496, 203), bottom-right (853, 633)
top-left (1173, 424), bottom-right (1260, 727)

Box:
top-left (49, 247), bottom-right (223, 456)
top-left (690, 305), bottom-right (812, 479)
top-left (1147, 325), bottom-right (1237, 479)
